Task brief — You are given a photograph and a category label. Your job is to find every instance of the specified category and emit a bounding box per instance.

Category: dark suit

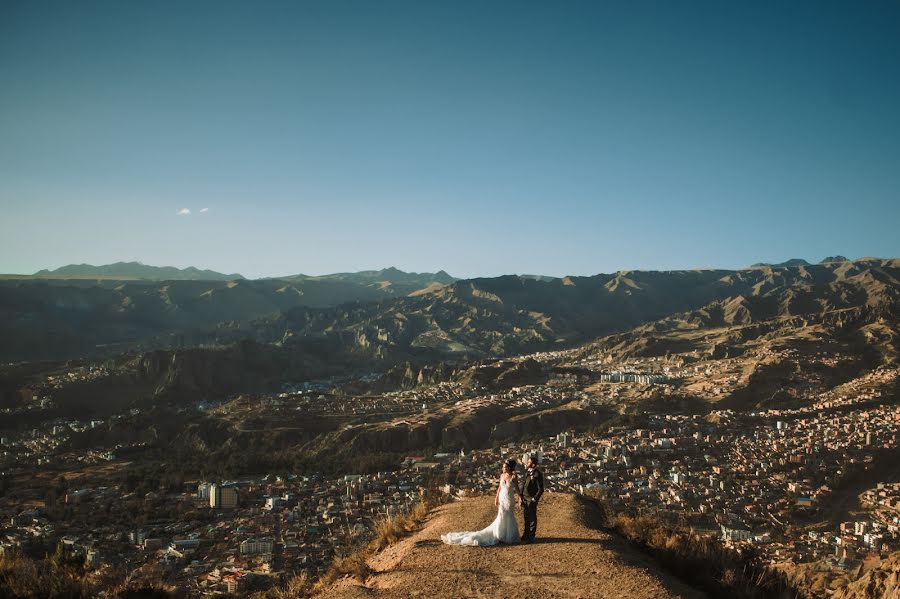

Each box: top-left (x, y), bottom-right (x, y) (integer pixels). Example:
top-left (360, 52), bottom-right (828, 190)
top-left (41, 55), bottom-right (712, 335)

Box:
top-left (521, 467), bottom-right (544, 541)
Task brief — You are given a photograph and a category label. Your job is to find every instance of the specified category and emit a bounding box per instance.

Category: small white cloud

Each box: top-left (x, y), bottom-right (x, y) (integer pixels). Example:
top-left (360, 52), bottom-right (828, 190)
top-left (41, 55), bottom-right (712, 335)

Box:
top-left (199, 207), bottom-right (209, 213)
top-left (177, 208), bottom-right (191, 216)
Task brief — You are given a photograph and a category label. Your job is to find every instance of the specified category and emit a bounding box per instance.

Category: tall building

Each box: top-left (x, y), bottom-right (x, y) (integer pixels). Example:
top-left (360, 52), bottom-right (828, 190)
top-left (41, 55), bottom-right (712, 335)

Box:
top-left (209, 484), bottom-right (238, 509)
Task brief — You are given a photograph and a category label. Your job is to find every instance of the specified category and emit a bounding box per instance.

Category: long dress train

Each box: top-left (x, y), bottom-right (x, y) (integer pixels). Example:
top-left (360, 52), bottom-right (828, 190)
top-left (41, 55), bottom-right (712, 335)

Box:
top-left (441, 477), bottom-right (520, 546)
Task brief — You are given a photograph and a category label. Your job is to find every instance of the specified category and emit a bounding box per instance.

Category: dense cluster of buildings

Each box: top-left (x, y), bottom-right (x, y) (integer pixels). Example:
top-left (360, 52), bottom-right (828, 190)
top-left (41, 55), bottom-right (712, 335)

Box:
top-left (1, 467), bottom-right (441, 595)
top-left (1, 351), bottom-right (897, 596)
top-left (270, 381), bottom-right (472, 419)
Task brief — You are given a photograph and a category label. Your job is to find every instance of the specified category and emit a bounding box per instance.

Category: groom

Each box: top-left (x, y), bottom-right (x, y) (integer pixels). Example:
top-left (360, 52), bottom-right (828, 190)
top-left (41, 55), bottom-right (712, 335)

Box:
top-left (519, 454), bottom-right (544, 543)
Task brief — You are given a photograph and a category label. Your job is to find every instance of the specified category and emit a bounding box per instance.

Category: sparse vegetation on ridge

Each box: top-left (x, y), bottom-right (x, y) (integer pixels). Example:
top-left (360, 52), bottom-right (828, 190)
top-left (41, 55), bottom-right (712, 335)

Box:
top-left (580, 492), bottom-right (805, 599)
top-left (255, 491), bottom-right (448, 599)
top-left (0, 548), bottom-right (179, 599)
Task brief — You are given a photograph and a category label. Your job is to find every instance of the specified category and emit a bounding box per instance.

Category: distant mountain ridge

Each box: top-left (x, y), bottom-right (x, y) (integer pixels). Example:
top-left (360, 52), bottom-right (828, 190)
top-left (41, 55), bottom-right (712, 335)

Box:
top-left (34, 261), bottom-right (244, 281)
top-left (752, 258), bottom-right (812, 268)
top-left (752, 256), bottom-right (852, 268)
top-left (0, 266), bottom-right (458, 361)
top-left (278, 266), bottom-right (456, 286)
top-left (29, 262), bottom-right (457, 286)
top-left (3, 258), bottom-right (897, 364)
top-left (263, 258), bottom-right (899, 364)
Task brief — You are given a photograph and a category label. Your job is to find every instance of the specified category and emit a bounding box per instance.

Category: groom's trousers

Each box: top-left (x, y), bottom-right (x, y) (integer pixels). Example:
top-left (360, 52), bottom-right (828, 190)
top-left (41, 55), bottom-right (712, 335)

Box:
top-left (523, 501), bottom-right (538, 540)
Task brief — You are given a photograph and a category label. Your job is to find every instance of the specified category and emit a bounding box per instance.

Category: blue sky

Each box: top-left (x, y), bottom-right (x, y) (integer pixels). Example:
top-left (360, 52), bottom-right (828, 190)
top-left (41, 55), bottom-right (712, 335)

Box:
top-left (1, 1), bottom-right (898, 279)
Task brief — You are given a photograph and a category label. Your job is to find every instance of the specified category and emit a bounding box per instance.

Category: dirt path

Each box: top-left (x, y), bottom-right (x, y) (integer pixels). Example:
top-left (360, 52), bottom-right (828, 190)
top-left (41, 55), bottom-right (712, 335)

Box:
top-left (318, 493), bottom-right (705, 599)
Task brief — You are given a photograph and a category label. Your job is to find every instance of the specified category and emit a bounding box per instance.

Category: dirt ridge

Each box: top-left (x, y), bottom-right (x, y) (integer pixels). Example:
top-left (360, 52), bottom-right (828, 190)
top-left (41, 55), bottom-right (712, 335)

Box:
top-left (317, 493), bottom-right (705, 598)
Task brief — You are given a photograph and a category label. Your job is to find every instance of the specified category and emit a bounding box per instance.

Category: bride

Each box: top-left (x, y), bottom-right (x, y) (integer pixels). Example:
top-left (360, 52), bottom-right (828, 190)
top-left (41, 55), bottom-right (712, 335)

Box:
top-left (441, 459), bottom-right (521, 546)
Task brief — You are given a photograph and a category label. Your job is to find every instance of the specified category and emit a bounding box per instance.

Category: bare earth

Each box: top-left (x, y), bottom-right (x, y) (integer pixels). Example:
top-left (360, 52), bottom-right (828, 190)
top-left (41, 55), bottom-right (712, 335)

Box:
top-left (317, 493), bottom-right (705, 599)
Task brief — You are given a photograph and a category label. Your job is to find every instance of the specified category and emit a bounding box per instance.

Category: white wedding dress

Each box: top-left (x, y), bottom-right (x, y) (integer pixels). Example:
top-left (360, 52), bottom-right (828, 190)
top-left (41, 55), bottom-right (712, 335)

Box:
top-left (441, 476), bottom-right (520, 546)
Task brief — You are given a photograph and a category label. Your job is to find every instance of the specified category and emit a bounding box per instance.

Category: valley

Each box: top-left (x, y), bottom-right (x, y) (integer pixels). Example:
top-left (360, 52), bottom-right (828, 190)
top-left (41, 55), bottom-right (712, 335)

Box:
top-left (0, 258), bottom-right (898, 597)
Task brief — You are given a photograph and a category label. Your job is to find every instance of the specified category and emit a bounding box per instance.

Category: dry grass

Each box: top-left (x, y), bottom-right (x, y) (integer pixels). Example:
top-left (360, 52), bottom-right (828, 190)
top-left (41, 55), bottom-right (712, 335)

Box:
top-left (370, 508), bottom-right (418, 552)
top-left (265, 491), bottom-right (449, 598)
top-left (108, 562), bottom-right (181, 598)
top-left (0, 550), bottom-right (179, 599)
top-left (366, 498), bottom-right (433, 552)
top-left (581, 493), bottom-right (806, 599)
top-left (0, 551), bottom-right (96, 598)
top-left (311, 552), bottom-right (374, 592)
top-left (315, 496), bottom-right (439, 590)
top-left (250, 572), bottom-right (313, 599)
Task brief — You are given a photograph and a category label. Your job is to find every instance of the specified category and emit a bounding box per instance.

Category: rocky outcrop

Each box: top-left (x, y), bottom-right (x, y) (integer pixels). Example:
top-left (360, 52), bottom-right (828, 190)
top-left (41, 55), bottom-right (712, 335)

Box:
top-left (133, 341), bottom-right (286, 398)
top-left (356, 360), bottom-right (462, 392)
top-left (832, 552), bottom-right (900, 599)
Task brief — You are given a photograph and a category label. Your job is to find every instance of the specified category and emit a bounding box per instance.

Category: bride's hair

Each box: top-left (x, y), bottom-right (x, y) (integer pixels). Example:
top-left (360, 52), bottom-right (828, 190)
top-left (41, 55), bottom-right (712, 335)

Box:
top-left (504, 459), bottom-right (517, 474)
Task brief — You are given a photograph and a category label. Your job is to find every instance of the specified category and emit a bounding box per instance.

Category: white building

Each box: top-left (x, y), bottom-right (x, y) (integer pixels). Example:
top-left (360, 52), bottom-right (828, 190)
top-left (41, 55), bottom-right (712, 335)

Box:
top-left (210, 484), bottom-right (238, 509)
top-left (240, 537), bottom-right (274, 555)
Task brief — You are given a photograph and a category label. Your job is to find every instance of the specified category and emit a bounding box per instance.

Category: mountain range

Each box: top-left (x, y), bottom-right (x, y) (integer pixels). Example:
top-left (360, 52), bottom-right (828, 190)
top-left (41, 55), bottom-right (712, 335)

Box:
top-left (24, 262), bottom-right (457, 287)
top-left (277, 266), bottom-right (456, 286)
top-left (1, 258), bottom-right (897, 367)
top-left (1, 257), bottom-right (898, 444)
top-left (32, 261), bottom-right (245, 281)
top-left (751, 255), bottom-right (851, 267)
top-left (0, 266), bottom-right (457, 362)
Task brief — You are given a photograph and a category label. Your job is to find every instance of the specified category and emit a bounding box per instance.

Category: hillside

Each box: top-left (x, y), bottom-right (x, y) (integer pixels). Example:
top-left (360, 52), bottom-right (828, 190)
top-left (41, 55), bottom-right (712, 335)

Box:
top-left (831, 551), bottom-right (900, 599)
top-left (0, 269), bottom-right (456, 362)
top-left (273, 258), bottom-right (900, 363)
top-left (2, 259), bottom-right (897, 412)
top-left (317, 494), bottom-right (704, 599)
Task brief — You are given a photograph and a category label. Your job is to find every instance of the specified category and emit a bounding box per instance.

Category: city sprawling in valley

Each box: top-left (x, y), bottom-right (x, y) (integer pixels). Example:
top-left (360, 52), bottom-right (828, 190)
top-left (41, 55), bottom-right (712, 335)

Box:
top-left (1, 257), bottom-right (898, 597)
top-left (5, 2), bottom-right (899, 596)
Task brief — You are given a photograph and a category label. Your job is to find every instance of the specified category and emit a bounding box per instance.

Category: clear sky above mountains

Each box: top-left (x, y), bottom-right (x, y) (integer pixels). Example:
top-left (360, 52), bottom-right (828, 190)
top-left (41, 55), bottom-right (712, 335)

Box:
top-left (1, 1), bottom-right (898, 279)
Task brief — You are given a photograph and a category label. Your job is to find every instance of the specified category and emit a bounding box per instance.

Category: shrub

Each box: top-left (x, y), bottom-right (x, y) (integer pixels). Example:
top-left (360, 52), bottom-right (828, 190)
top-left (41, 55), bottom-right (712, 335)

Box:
top-left (0, 551), bottom-right (179, 599)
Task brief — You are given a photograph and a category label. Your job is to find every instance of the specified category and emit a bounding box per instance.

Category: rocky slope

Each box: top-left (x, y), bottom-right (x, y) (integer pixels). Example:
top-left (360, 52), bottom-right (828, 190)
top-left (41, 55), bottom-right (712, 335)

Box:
top-left (0, 268), bottom-right (455, 362)
top-left (270, 258), bottom-right (900, 364)
top-left (832, 551), bottom-right (900, 599)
